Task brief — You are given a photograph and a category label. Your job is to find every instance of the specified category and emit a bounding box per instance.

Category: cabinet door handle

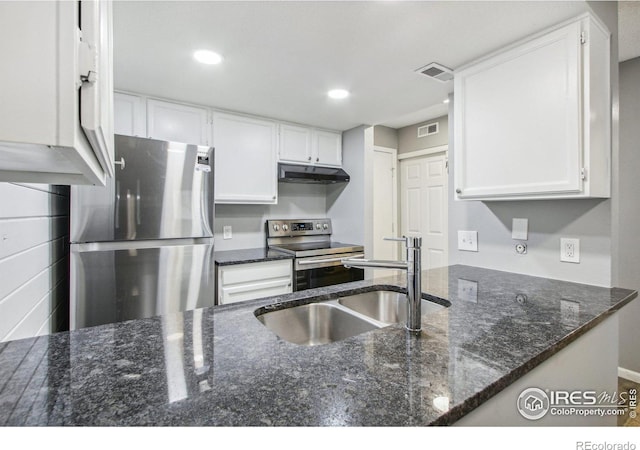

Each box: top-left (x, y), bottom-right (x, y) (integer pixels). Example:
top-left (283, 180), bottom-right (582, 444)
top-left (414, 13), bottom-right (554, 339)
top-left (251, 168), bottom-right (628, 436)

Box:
top-left (316, 157), bottom-right (319, 162)
top-left (308, 156), bottom-right (312, 161)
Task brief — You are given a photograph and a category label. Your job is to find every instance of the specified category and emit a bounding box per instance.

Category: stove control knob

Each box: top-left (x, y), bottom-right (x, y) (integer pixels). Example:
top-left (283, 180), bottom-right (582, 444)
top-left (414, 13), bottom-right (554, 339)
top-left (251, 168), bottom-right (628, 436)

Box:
top-left (282, 224), bottom-right (289, 232)
top-left (323, 223), bottom-right (329, 230)
top-left (316, 223), bottom-right (321, 230)
top-left (273, 224), bottom-right (280, 232)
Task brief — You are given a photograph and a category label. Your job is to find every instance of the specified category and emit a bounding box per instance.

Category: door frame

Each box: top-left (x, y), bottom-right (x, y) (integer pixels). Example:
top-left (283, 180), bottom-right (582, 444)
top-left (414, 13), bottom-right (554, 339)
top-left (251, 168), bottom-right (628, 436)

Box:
top-left (372, 145), bottom-right (399, 259)
top-left (397, 144), bottom-right (448, 161)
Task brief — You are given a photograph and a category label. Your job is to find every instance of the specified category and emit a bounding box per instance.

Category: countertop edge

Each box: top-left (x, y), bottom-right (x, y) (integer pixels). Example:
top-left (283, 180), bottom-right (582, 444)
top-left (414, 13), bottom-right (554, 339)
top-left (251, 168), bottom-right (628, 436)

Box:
top-left (214, 248), bottom-right (294, 266)
top-left (431, 289), bottom-right (639, 425)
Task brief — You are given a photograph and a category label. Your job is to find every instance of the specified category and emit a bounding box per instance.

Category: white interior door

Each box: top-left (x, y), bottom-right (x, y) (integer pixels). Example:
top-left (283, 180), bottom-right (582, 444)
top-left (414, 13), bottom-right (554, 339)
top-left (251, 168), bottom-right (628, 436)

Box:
top-left (400, 151), bottom-right (448, 270)
top-left (372, 147), bottom-right (398, 277)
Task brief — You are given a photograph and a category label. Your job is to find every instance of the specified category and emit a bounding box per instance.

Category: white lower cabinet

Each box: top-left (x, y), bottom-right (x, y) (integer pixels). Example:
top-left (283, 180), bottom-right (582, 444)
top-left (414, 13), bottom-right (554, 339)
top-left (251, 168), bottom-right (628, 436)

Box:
top-left (217, 259), bottom-right (292, 305)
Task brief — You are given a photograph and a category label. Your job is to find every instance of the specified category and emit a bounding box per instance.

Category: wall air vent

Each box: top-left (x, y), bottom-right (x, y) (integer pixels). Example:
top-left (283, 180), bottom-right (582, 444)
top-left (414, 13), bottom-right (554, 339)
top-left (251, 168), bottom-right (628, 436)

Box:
top-left (417, 122), bottom-right (439, 138)
top-left (415, 62), bottom-right (454, 82)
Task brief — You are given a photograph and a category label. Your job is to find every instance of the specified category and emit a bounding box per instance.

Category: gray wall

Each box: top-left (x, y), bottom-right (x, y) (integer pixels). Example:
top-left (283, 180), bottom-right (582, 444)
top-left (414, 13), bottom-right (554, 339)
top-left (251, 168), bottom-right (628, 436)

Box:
top-left (447, 2), bottom-right (618, 288)
top-left (214, 183), bottom-right (327, 251)
top-left (327, 125), bottom-right (376, 279)
top-left (327, 125), bottom-right (373, 250)
top-left (0, 183), bottom-right (69, 342)
top-left (398, 114), bottom-right (448, 154)
top-left (616, 56), bottom-right (640, 373)
top-left (373, 125), bottom-right (398, 149)
top-left (327, 125), bottom-right (368, 247)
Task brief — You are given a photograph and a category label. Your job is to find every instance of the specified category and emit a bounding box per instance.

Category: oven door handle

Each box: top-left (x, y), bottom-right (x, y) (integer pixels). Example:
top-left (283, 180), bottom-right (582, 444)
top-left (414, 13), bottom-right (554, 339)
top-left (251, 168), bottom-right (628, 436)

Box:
top-left (297, 254), bottom-right (365, 265)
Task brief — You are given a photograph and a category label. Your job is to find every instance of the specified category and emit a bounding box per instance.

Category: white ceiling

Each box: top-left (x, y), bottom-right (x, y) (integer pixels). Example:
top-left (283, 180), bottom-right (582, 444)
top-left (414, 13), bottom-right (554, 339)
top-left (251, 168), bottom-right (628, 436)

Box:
top-left (113, 1), bottom-right (602, 131)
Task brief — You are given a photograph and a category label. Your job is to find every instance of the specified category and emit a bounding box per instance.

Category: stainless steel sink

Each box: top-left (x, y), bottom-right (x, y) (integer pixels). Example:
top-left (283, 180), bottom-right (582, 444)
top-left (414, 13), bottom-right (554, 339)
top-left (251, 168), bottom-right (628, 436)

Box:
top-left (338, 290), bottom-right (445, 325)
top-left (256, 289), bottom-right (448, 346)
top-left (256, 302), bottom-right (381, 346)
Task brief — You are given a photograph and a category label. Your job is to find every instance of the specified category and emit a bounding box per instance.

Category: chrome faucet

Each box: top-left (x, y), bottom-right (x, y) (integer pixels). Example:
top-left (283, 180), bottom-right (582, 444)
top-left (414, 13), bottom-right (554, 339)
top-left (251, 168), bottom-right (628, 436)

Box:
top-left (342, 236), bottom-right (423, 332)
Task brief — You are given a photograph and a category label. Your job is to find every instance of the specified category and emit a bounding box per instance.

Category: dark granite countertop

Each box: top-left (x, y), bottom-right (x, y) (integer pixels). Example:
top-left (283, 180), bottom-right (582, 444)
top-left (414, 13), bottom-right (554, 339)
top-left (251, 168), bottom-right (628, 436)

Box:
top-left (214, 247), bottom-right (293, 266)
top-left (0, 265), bottom-right (636, 426)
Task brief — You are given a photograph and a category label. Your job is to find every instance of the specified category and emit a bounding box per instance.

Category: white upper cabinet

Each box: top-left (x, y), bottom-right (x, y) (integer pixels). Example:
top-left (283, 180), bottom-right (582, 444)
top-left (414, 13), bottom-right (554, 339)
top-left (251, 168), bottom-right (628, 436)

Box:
top-left (147, 99), bottom-right (210, 146)
top-left (0, 0), bottom-right (114, 186)
top-left (278, 125), bottom-right (342, 167)
top-left (313, 129), bottom-right (342, 167)
top-left (214, 112), bottom-right (278, 204)
top-left (114, 92), bottom-right (146, 137)
top-left (279, 124), bottom-right (313, 164)
top-left (454, 13), bottom-right (610, 201)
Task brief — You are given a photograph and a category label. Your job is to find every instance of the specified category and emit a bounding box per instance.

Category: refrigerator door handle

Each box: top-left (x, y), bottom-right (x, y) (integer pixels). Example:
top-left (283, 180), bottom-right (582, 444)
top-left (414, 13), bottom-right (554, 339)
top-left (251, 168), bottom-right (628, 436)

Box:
top-left (115, 181), bottom-right (121, 229)
top-left (136, 179), bottom-right (141, 225)
top-left (126, 189), bottom-right (136, 239)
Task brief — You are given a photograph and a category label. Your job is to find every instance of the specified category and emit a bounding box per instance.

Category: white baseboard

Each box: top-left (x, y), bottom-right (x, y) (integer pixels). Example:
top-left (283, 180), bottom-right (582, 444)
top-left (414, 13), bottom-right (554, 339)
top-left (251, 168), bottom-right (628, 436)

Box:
top-left (618, 367), bottom-right (640, 384)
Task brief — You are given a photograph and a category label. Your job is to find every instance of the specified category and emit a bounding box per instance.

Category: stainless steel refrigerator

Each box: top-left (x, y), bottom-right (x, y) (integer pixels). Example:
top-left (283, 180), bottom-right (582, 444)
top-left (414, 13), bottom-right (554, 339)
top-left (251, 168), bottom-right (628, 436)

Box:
top-left (70, 135), bottom-right (215, 330)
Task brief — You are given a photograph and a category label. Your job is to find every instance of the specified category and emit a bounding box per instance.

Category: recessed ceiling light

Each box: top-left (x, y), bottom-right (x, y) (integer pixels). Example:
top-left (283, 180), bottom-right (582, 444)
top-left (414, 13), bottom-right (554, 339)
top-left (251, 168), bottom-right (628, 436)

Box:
top-left (443, 98), bottom-right (450, 104)
top-left (193, 49), bottom-right (223, 65)
top-left (328, 89), bottom-right (349, 99)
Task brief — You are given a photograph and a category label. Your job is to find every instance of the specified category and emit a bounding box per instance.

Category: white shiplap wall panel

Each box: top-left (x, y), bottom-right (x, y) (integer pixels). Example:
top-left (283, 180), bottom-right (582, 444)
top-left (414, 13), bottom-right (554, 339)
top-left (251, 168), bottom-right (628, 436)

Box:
top-left (0, 183), bottom-right (68, 218)
top-left (0, 216), bottom-right (68, 259)
top-left (0, 238), bottom-right (66, 300)
top-left (4, 279), bottom-right (67, 342)
top-left (0, 260), bottom-right (66, 340)
top-left (0, 183), bottom-right (69, 342)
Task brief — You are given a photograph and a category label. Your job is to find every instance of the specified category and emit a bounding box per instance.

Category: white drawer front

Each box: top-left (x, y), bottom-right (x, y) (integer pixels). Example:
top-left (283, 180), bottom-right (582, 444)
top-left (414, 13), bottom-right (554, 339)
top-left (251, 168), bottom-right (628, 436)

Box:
top-left (220, 259), bottom-right (292, 285)
top-left (218, 259), bottom-right (293, 305)
top-left (220, 277), bottom-right (292, 305)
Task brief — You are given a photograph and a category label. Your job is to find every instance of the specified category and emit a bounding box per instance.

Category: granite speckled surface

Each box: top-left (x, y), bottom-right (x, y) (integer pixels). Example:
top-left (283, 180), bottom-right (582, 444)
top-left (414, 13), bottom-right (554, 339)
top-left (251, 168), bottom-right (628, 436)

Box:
top-left (214, 247), bottom-right (293, 266)
top-left (0, 265), bottom-right (635, 426)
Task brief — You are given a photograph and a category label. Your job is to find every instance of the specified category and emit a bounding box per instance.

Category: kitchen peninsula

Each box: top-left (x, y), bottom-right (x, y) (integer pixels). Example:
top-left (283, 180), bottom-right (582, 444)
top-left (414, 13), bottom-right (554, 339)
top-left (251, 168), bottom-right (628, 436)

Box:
top-left (0, 265), bottom-right (635, 426)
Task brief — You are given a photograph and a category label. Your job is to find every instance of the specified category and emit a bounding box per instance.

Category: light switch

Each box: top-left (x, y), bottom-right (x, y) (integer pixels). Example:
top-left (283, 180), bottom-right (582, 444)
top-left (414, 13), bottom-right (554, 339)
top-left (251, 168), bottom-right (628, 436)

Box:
top-left (512, 218), bottom-right (528, 240)
top-left (223, 226), bottom-right (232, 240)
top-left (457, 231), bottom-right (478, 252)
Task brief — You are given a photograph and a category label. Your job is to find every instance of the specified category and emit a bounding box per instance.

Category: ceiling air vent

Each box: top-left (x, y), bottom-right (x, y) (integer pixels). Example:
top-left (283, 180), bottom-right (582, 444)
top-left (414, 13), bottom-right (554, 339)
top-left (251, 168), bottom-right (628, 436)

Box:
top-left (415, 62), bottom-right (453, 82)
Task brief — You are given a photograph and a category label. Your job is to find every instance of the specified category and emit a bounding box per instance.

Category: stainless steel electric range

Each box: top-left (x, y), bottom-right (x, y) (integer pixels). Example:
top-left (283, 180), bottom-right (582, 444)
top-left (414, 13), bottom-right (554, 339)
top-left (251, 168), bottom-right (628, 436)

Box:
top-left (266, 219), bottom-right (365, 291)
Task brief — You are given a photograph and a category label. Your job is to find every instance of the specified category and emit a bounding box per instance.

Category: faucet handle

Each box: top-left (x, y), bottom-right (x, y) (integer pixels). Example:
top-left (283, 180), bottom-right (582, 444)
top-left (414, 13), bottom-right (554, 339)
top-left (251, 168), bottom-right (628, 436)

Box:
top-left (384, 236), bottom-right (407, 242)
top-left (384, 236), bottom-right (422, 248)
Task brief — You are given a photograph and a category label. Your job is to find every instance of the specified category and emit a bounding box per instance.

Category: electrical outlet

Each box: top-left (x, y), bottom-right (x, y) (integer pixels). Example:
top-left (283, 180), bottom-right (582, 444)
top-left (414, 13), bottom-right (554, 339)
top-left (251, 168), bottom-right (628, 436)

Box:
top-left (561, 299), bottom-right (580, 325)
top-left (458, 279), bottom-right (478, 302)
top-left (457, 230), bottom-right (478, 252)
top-left (223, 226), bottom-right (232, 240)
top-left (560, 238), bottom-right (580, 263)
